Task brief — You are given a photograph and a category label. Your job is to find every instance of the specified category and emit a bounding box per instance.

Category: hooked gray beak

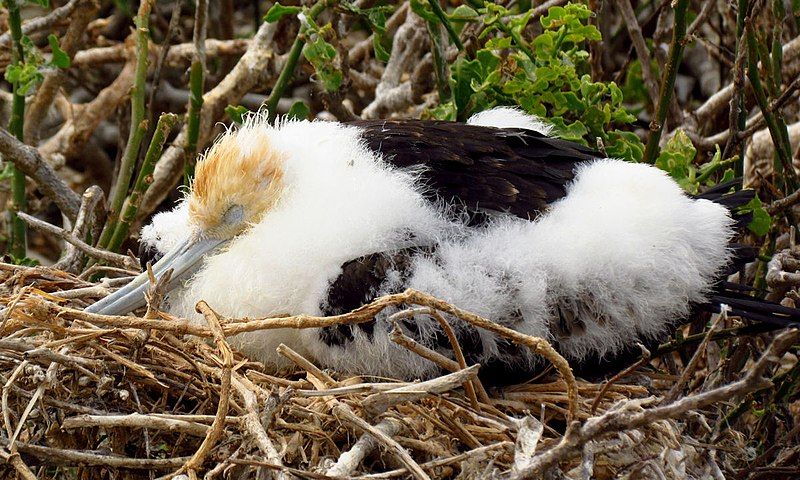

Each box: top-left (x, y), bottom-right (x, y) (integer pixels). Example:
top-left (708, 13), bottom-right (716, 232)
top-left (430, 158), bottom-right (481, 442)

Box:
top-left (85, 236), bottom-right (226, 315)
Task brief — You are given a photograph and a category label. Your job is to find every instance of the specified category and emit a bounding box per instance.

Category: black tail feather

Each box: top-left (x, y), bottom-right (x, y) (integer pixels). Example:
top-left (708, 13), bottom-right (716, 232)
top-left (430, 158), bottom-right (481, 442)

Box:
top-left (696, 182), bottom-right (800, 329)
top-left (703, 289), bottom-right (800, 329)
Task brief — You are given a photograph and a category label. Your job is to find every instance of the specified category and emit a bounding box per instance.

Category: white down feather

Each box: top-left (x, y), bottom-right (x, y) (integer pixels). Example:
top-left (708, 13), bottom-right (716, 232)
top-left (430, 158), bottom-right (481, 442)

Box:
top-left (138, 109), bottom-right (734, 379)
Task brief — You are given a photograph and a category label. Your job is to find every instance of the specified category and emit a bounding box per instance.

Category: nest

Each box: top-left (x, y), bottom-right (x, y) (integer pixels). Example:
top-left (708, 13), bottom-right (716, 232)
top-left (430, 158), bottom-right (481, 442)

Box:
top-left (0, 262), bottom-right (798, 480)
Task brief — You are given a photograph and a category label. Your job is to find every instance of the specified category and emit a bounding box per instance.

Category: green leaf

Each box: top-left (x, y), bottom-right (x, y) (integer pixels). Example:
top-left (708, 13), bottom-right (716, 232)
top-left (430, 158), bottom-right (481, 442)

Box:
top-left (655, 129), bottom-right (698, 192)
top-left (0, 162), bottom-right (16, 181)
top-left (423, 102), bottom-right (457, 121)
top-left (13, 256), bottom-right (40, 266)
top-left (225, 104), bottom-right (249, 124)
top-left (287, 101), bottom-right (310, 120)
top-left (373, 35), bottom-right (390, 62)
top-left (302, 36), bottom-right (343, 92)
top-left (739, 196), bottom-right (772, 236)
top-left (4, 63), bottom-right (44, 95)
top-left (720, 168), bottom-right (735, 184)
top-left (47, 34), bottom-right (71, 69)
top-left (410, 0), bottom-right (438, 23)
top-left (605, 131), bottom-right (645, 162)
top-left (264, 2), bottom-right (302, 23)
top-left (449, 5), bottom-right (478, 21)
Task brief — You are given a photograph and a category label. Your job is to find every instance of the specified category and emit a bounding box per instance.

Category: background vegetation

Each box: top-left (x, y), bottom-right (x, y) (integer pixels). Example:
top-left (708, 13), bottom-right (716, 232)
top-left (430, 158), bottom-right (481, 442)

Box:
top-left (0, 0), bottom-right (799, 478)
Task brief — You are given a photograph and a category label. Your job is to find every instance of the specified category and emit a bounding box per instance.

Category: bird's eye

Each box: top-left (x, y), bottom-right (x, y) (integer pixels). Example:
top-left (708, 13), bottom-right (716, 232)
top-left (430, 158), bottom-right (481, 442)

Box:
top-left (138, 242), bottom-right (163, 271)
top-left (222, 204), bottom-right (245, 225)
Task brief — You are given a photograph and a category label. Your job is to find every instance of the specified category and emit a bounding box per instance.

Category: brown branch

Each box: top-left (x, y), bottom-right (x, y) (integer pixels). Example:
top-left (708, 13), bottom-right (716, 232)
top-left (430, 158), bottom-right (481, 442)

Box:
top-left (71, 39), bottom-right (250, 68)
top-left (24, 0), bottom-right (98, 145)
top-left (0, 128), bottom-right (81, 221)
top-left (0, 0), bottom-right (81, 50)
top-left (173, 301), bottom-right (233, 476)
top-left (39, 60), bottom-right (136, 162)
top-left (53, 185), bottom-right (105, 273)
top-left (614, 0), bottom-right (658, 100)
top-left (504, 329), bottom-right (800, 479)
top-left (690, 34), bottom-right (800, 132)
top-left (61, 413), bottom-right (210, 437)
top-left (17, 212), bottom-right (137, 270)
top-left (0, 437), bottom-right (190, 469)
top-left (333, 404), bottom-right (431, 480)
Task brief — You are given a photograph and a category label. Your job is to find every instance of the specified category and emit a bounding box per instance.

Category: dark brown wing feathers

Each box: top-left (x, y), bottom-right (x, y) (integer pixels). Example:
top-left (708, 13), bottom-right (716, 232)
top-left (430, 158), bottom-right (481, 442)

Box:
top-left (350, 120), bottom-right (599, 219)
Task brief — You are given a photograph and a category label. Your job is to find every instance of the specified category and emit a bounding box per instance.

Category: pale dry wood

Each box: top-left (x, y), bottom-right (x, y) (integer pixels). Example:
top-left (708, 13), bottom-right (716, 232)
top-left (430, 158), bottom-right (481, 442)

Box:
top-left (362, 365), bottom-right (479, 417)
top-left (53, 186), bottom-right (106, 273)
top-left (232, 374), bottom-right (288, 480)
top-left (18, 212), bottom-right (138, 270)
top-left (24, 0), bottom-right (98, 145)
top-left (511, 416), bottom-right (544, 474)
top-left (326, 418), bottom-right (401, 477)
top-left (333, 404), bottom-right (430, 480)
top-left (39, 59), bottom-right (136, 162)
top-left (71, 39), bottom-right (250, 67)
top-left (277, 343), bottom-right (337, 387)
top-left (0, 450), bottom-right (37, 480)
top-left (0, 129), bottom-right (81, 220)
top-left (0, 0), bottom-right (81, 50)
top-left (61, 413), bottom-right (210, 436)
top-left (0, 437), bottom-right (190, 469)
top-left (174, 301), bottom-right (234, 476)
top-left (356, 441), bottom-right (514, 479)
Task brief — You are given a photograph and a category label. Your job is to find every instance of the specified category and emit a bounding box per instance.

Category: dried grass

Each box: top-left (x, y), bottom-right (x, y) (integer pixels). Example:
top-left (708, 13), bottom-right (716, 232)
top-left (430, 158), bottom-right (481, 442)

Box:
top-left (0, 262), bottom-right (797, 479)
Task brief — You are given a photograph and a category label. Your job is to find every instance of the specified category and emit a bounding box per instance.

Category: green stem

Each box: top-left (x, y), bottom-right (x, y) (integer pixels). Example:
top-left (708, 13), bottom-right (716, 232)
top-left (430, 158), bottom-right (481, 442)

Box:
top-left (184, 0), bottom-right (208, 184)
top-left (6, 0), bottom-right (27, 260)
top-left (643, 0), bottom-right (689, 164)
top-left (108, 113), bottom-right (178, 253)
top-left (734, 0), bottom-right (748, 176)
top-left (770, 0), bottom-right (785, 97)
top-left (265, 0), bottom-right (332, 123)
top-left (426, 21), bottom-right (451, 103)
top-left (696, 157), bottom-right (738, 184)
top-left (745, 23), bottom-right (798, 190)
top-left (427, 0), bottom-right (464, 51)
top-left (98, 0), bottom-right (153, 249)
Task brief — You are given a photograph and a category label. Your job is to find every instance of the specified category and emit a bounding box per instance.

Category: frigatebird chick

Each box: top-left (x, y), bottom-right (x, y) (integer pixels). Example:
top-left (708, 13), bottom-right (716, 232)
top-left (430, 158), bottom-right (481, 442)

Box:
top-left (86, 108), bottom-right (791, 382)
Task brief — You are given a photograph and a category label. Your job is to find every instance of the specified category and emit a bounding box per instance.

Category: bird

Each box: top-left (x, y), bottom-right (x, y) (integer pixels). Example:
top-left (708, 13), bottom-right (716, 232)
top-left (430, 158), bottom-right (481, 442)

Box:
top-left (86, 107), bottom-right (800, 383)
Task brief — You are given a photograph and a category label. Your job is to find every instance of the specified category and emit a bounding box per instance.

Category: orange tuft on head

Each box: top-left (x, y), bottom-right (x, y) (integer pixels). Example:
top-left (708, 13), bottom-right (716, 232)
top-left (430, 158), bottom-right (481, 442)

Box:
top-left (188, 129), bottom-right (285, 237)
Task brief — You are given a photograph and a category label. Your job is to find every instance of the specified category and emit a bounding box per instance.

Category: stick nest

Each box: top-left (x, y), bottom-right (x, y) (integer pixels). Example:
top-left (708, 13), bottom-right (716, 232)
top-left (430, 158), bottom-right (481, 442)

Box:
top-left (0, 263), bottom-right (798, 480)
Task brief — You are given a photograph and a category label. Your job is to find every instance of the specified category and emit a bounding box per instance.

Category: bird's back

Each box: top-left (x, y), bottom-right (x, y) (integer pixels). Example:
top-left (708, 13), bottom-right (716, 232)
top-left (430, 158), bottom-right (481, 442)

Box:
top-left (351, 119), bottom-right (598, 220)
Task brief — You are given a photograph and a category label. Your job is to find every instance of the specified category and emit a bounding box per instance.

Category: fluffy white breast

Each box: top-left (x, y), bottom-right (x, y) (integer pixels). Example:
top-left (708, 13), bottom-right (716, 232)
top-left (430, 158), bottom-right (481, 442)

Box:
top-left (166, 118), bottom-right (456, 367)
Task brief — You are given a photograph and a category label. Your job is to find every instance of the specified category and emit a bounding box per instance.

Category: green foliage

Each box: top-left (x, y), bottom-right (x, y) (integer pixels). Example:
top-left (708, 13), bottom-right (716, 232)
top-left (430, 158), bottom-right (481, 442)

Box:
top-left (340, 1), bottom-right (395, 61)
top-left (655, 130), bottom-right (698, 192)
top-left (409, 0), bottom-right (439, 23)
top-left (264, 2), bottom-right (302, 23)
top-left (740, 196), bottom-right (772, 237)
top-left (3, 33), bottom-right (70, 95)
top-left (48, 34), bottom-right (71, 68)
top-left (426, 1), bottom-right (642, 161)
top-left (287, 101), bottom-right (311, 120)
top-left (303, 35), bottom-right (343, 92)
top-left (449, 5), bottom-right (479, 22)
top-left (225, 104), bottom-right (250, 124)
top-left (4, 254), bottom-right (40, 266)
top-left (655, 131), bottom-right (771, 236)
